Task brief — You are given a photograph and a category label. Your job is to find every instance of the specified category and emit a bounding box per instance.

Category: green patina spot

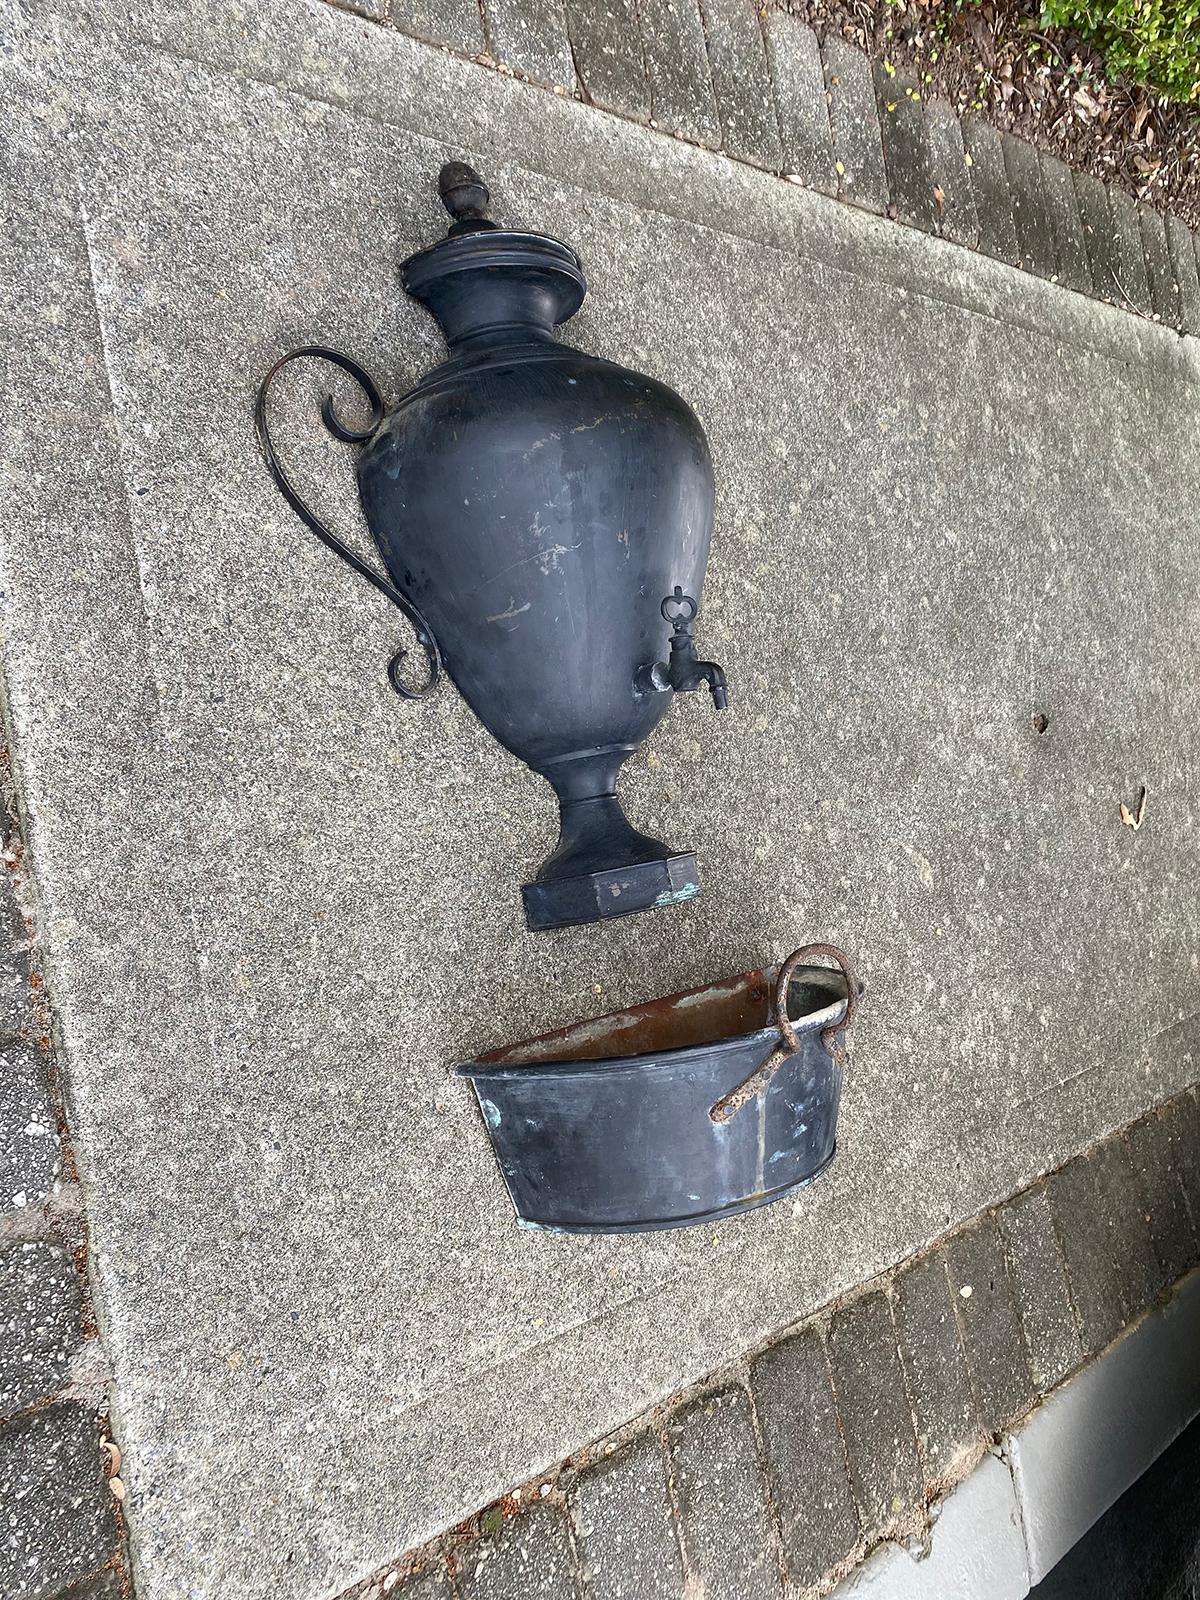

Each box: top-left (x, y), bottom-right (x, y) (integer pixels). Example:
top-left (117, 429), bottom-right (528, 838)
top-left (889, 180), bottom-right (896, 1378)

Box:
top-left (655, 881), bottom-right (701, 907)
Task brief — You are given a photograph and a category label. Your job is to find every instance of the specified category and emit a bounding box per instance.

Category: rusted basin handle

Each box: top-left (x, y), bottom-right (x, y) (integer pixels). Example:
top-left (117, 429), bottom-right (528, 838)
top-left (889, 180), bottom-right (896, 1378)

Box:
top-left (709, 942), bottom-right (860, 1126)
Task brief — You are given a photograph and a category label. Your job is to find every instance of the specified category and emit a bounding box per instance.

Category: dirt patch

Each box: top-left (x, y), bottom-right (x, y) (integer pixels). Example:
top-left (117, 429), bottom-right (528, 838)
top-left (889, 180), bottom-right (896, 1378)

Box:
top-left (777, 0), bottom-right (1200, 228)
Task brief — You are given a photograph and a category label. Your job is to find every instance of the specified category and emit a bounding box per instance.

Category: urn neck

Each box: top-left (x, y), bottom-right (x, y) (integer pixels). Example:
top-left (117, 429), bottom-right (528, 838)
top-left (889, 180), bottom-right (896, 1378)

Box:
top-left (401, 230), bottom-right (587, 353)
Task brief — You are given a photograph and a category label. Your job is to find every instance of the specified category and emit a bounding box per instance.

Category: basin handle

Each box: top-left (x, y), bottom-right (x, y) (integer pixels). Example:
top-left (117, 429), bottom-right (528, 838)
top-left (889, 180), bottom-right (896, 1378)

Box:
top-left (254, 345), bottom-right (442, 700)
top-left (708, 943), bottom-right (860, 1124)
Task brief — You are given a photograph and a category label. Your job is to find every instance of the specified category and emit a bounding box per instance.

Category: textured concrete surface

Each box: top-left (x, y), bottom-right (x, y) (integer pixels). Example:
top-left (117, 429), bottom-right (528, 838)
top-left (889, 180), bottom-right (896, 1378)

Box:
top-left (924, 99), bottom-right (978, 249)
top-left (0, 1404), bottom-right (114, 1600)
top-left (1108, 186), bottom-right (1153, 314)
top-left (996, 1185), bottom-right (1081, 1392)
top-left (458, 1503), bottom-right (576, 1600)
top-left (702, 0), bottom-right (781, 170)
top-left (828, 1291), bottom-right (921, 1537)
top-left (946, 1217), bottom-right (1035, 1429)
top-left (1075, 170), bottom-right (1121, 300)
top-left (348, 1106), bottom-right (1199, 1598)
top-left (1141, 202), bottom-right (1181, 330)
top-left (1003, 134), bottom-right (1056, 279)
top-left (3, 2), bottom-right (1200, 1597)
top-left (666, 1387), bottom-right (783, 1600)
top-left (875, 71), bottom-right (937, 233)
top-left (764, 13), bottom-right (835, 194)
top-left (0, 1243), bottom-right (82, 1415)
top-left (1124, 1108), bottom-right (1196, 1291)
top-left (893, 1249), bottom-right (977, 1484)
top-left (0, 1045), bottom-right (60, 1211)
top-left (751, 1324), bottom-right (861, 1585)
top-left (390, 0), bottom-right (483, 53)
top-left (639, 0), bottom-right (719, 144)
top-left (570, 1433), bottom-right (683, 1599)
top-left (1167, 212), bottom-right (1200, 333)
top-left (1040, 154), bottom-right (1091, 296)
top-left (566, 0), bottom-right (648, 120)
top-left (823, 37), bottom-right (889, 212)
top-left (485, 0), bottom-right (574, 86)
top-left (964, 116), bottom-right (1019, 263)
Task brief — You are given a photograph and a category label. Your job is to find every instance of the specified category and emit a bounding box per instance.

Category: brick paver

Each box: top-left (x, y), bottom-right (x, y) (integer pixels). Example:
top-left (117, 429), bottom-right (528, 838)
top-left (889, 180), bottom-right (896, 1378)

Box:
top-left (823, 36), bottom-right (889, 213)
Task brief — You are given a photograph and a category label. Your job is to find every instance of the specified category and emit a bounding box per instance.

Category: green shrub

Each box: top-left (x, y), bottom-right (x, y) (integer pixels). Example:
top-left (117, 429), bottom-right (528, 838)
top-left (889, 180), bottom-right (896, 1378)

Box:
top-left (1039, 0), bottom-right (1200, 100)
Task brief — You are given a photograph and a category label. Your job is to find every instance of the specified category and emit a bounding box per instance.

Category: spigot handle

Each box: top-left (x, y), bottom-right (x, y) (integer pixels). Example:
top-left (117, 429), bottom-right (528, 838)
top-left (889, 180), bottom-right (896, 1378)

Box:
top-left (254, 346), bottom-right (442, 700)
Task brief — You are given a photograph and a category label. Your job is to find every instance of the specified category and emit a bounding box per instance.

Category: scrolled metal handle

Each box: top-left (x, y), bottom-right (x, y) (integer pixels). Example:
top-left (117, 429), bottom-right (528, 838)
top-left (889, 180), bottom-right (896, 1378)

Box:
top-left (254, 345), bottom-right (442, 701)
top-left (661, 586), bottom-right (698, 626)
top-left (709, 942), bottom-right (860, 1125)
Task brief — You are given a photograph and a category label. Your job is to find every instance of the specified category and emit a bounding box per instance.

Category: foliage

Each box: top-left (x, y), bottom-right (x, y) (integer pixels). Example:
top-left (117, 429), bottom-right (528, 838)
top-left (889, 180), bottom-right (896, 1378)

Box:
top-left (1040, 0), bottom-right (1200, 101)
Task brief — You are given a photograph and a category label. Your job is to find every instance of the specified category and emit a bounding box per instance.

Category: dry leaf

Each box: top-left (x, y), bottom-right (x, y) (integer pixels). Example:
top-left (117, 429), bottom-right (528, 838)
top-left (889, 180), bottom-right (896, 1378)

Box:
top-left (1119, 786), bottom-right (1147, 831)
top-left (101, 1439), bottom-right (122, 1475)
top-left (933, 184), bottom-right (946, 212)
top-left (109, 1476), bottom-right (127, 1501)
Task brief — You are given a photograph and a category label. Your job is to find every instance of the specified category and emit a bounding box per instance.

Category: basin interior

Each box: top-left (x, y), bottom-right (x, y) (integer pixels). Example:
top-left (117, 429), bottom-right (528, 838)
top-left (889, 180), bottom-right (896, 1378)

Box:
top-left (475, 965), bottom-right (848, 1068)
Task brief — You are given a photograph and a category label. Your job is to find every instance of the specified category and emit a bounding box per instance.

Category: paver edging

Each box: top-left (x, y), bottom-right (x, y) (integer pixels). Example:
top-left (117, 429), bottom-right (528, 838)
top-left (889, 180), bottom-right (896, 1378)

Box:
top-left (320, 0), bottom-right (1200, 343)
top-left (338, 1084), bottom-right (1200, 1598)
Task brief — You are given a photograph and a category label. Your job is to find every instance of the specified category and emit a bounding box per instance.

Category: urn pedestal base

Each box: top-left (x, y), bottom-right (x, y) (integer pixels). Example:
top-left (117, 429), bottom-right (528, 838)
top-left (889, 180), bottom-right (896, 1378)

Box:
top-left (521, 853), bottom-right (700, 932)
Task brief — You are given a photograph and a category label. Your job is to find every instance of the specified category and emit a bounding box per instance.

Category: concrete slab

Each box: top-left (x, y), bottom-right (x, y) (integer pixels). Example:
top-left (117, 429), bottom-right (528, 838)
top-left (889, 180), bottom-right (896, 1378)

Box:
top-left (1108, 185), bottom-right (1153, 314)
top-left (1006, 1269), bottom-right (1200, 1582)
top-left (831, 1454), bottom-right (1029, 1600)
top-left (963, 116), bottom-right (1019, 264)
top-left (828, 1291), bottom-right (921, 1537)
top-left (0, 1242), bottom-right (82, 1415)
top-left (751, 1324), bottom-right (862, 1585)
top-left (666, 1387), bottom-right (783, 1600)
top-left (0, 1403), bottom-right (117, 1600)
top-left (893, 1248), bottom-right (978, 1484)
top-left (1166, 212), bottom-right (1200, 334)
top-left (1140, 202), bottom-right (1181, 330)
top-left (1040, 153), bottom-right (1091, 296)
top-left (390, 0), bottom-right (484, 53)
top-left (1074, 170), bottom-right (1121, 301)
top-left (459, 1503), bottom-right (577, 1599)
top-left (945, 1218), bottom-right (1035, 1431)
top-left (570, 1433), bottom-right (683, 1600)
top-left (1124, 1109), bottom-right (1196, 1291)
top-left (1002, 134), bottom-right (1056, 279)
top-left (4, 5), bottom-right (1200, 1597)
top-left (640, 0), bottom-right (719, 145)
top-left (0, 1046), bottom-right (60, 1213)
top-left (484, 0), bottom-right (574, 86)
top-left (995, 1185), bottom-right (1081, 1393)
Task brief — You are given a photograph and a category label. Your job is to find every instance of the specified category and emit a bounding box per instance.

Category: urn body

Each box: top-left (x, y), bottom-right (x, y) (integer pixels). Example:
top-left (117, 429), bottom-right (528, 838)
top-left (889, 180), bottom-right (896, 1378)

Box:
top-left (358, 331), bottom-right (714, 831)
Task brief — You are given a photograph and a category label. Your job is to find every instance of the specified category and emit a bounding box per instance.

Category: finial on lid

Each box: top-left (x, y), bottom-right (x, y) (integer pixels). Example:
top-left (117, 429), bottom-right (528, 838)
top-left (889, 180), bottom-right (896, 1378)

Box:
top-left (439, 163), bottom-right (496, 236)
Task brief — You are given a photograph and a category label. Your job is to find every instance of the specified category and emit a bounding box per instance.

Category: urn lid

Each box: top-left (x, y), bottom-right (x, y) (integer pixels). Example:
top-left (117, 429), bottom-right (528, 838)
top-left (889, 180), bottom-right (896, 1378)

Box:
top-left (401, 163), bottom-right (587, 336)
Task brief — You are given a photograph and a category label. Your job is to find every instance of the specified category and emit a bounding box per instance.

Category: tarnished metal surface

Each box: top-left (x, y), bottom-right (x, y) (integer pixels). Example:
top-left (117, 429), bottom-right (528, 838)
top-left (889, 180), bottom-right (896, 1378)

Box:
top-left (460, 952), bottom-right (857, 1232)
